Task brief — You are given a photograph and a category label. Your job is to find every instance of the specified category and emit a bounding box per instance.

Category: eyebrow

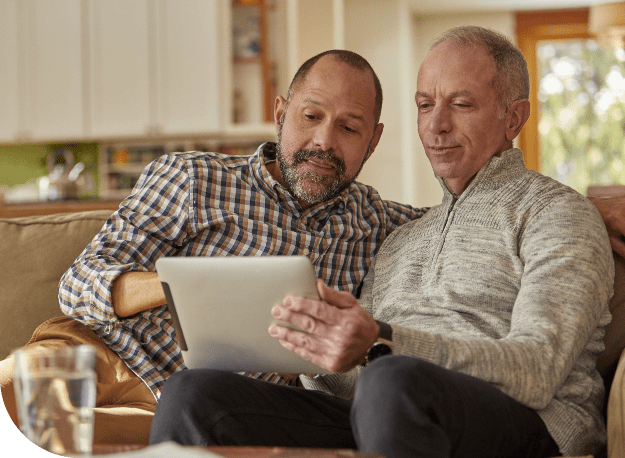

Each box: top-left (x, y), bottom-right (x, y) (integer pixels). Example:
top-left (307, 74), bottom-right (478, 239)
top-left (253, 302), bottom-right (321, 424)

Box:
top-left (416, 90), bottom-right (474, 99)
top-left (302, 98), bottom-right (367, 123)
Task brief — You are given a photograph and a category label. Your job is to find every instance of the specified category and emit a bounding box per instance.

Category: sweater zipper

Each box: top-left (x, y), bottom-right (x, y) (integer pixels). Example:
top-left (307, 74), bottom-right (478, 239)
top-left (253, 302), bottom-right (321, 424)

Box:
top-left (429, 194), bottom-right (458, 273)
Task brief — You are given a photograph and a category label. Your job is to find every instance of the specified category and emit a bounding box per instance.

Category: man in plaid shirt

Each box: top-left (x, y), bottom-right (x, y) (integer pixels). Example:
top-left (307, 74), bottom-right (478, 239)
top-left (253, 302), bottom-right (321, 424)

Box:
top-left (0, 49), bottom-right (425, 427)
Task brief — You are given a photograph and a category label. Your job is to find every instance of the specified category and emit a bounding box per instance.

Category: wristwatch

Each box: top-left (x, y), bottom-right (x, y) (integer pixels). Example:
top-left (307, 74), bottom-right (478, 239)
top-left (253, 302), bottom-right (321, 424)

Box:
top-left (364, 320), bottom-right (393, 365)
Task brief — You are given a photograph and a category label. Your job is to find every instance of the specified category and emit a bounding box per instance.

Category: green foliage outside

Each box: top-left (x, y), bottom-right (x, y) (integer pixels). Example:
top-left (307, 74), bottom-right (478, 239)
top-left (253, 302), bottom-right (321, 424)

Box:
top-left (537, 39), bottom-right (625, 194)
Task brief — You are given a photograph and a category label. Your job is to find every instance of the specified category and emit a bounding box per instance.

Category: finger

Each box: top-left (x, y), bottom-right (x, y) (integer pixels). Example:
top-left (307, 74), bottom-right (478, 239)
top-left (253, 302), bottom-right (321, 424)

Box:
top-left (271, 302), bottom-right (332, 335)
top-left (268, 323), bottom-right (323, 361)
top-left (268, 323), bottom-right (364, 373)
top-left (274, 336), bottom-right (348, 373)
top-left (278, 294), bottom-right (338, 325)
top-left (316, 280), bottom-right (359, 309)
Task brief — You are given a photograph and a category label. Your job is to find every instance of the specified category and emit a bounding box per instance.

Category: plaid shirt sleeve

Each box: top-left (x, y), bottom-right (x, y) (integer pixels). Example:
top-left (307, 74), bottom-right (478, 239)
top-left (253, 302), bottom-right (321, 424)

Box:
top-left (59, 154), bottom-right (195, 334)
top-left (382, 199), bottom-right (429, 233)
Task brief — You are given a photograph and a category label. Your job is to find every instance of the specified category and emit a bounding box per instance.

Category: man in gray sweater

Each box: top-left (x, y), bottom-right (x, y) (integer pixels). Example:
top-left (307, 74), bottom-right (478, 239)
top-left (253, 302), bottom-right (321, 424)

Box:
top-left (151, 26), bottom-right (614, 457)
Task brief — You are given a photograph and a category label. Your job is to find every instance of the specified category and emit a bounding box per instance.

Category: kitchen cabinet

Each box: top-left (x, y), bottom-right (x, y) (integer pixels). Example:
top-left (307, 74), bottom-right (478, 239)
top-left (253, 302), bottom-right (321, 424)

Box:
top-left (87, 0), bottom-right (151, 137)
top-left (0, 0), bottom-right (83, 143)
top-left (87, 0), bottom-right (221, 138)
top-left (154, 0), bottom-right (222, 135)
top-left (0, 0), bottom-right (280, 147)
top-left (0, 0), bottom-right (20, 142)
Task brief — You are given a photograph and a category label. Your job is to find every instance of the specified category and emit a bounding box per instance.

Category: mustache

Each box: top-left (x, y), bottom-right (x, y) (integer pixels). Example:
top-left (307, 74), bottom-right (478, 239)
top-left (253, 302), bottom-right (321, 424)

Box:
top-left (293, 149), bottom-right (346, 175)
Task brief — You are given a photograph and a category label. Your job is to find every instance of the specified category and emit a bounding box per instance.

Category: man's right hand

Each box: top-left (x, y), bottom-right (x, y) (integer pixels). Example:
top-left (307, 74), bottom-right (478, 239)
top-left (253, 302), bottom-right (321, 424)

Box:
top-left (111, 271), bottom-right (167, 317)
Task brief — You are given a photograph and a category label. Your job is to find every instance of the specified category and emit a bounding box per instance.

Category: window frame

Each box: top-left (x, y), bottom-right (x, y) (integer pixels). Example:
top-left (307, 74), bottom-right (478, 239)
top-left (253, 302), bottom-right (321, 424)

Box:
top-left (515, 9), bottom-right (591, 172)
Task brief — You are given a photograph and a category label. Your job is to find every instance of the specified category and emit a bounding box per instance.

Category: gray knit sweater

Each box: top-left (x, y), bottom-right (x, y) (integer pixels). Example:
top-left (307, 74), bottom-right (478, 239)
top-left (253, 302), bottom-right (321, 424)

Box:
top-left (301, 149), bottom-right (614, 456)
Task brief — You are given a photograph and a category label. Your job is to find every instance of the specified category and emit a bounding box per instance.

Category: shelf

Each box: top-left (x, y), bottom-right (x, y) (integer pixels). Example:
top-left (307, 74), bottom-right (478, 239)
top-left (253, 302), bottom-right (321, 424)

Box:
top-left (232, 0), bottom-right (274, 124)
top-left (234, 56), bottom-right (263, 64)
top-left (97, 130), bottom-right (277, 199)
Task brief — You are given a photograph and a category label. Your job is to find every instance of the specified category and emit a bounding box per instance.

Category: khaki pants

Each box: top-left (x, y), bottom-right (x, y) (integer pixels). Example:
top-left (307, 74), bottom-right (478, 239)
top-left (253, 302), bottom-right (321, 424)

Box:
top-left (1, 317), bottom-right (156, 444)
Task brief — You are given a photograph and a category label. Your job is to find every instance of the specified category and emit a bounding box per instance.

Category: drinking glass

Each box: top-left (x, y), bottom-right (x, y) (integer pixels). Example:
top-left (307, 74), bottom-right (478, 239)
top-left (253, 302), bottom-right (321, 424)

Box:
top-left (13, 345), bottom-right (96, 456)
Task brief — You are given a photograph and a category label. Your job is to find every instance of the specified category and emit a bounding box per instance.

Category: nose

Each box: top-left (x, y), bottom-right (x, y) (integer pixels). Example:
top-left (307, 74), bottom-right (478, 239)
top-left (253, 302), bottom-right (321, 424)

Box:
top-left (312, 119), bottom-right (337, 152)
top-left (429, 104), bottom-right (453, 135)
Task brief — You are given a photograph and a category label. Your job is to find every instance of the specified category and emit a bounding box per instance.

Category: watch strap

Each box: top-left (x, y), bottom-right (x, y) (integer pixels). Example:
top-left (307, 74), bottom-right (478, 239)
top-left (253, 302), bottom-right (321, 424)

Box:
top-left (375, 320), bottom-right (393, 341)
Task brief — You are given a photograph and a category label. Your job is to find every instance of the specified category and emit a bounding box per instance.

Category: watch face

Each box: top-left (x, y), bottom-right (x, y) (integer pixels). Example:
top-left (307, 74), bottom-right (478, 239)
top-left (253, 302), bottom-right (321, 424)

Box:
top-left (367, 342), bottom-right (392, 363)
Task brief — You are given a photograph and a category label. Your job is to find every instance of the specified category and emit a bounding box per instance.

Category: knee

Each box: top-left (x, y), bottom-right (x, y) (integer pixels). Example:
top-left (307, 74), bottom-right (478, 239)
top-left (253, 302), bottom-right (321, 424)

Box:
top-left (0, 356), bottom-right (18, 426)
top-left (356, 355), bottom-right (420, 399)
top-left (358, 355), bottom-right (445, 390)
top-left (151, 370), bottom-right (250, 445)
top-left (155, 369), bottom-right (242, 419)
top-left (353, 356), bottom-right (444, 417)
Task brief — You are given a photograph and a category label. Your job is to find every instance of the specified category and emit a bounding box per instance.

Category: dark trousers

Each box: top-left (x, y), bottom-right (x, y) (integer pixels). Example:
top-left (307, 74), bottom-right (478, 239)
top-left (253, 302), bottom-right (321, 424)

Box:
top-left (150, 355), bottom-right (561, 458)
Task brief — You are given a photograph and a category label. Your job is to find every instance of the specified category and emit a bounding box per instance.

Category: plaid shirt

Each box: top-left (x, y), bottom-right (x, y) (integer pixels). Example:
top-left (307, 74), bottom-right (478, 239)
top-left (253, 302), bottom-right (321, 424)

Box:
top-left (59, 143), bottom-right (426, 399)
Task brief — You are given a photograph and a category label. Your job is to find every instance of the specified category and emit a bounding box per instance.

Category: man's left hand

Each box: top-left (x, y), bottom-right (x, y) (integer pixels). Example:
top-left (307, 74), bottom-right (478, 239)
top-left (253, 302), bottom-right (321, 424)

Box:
top-left (268, 279), bottom-right (379, 372)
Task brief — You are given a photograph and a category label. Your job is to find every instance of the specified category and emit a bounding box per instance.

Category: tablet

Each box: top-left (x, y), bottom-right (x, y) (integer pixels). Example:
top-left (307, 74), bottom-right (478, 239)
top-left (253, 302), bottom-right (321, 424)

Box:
top-left (155, 255), bottom-right (332, 374)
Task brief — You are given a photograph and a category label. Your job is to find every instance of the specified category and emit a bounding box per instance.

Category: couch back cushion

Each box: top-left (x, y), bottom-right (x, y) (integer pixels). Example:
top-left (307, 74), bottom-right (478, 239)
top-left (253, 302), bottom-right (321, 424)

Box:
top-left (0, 210), bottom-right (112, 359)
top-left (598, 252), bottom-right (625, 374)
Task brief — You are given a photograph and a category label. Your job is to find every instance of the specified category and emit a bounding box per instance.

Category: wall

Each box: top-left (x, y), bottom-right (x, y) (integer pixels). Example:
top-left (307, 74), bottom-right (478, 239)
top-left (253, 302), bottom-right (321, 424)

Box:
top-left (344, 3), bottom-right (516, 209)
top-left (345, 0), bottom-right (416, 205)
top-left (0, 143), bottom-right (99, 199)
top-left (410, 11), bottom-right (516, 208)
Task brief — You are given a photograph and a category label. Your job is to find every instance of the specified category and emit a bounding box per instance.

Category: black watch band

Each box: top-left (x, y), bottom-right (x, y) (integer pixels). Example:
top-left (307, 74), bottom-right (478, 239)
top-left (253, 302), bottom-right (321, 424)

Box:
top-left (375, 320), bottom-right (393, 341)
top-left (363, 321), bottom-right (393, 366)
top-left (365, 342), bottom-right (393, 365)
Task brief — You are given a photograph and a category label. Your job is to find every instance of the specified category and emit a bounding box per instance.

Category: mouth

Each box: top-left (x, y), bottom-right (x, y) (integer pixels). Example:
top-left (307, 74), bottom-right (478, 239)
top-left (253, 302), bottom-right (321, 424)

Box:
top-left (293, 149), bottom-right (346, 176)
top-left (303, 157), bottom-right (337, 171)
top-left (427, 145), bottom-right (460, 153)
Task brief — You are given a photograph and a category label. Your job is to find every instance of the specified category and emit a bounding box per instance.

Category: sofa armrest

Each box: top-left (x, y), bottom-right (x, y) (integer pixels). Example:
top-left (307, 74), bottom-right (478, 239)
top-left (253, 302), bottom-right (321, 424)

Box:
top-left (607, 350), bottom-right (625, 458)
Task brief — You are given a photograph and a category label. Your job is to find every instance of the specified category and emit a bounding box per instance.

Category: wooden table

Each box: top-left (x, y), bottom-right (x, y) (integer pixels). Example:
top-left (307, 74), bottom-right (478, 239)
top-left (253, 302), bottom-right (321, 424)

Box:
top-left (91, 444), bottom-right (384, 457)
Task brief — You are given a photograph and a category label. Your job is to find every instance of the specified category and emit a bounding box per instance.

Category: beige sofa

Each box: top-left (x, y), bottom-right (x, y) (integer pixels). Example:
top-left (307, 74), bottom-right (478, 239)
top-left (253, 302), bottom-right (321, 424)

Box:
top-left (0, 210), bottom-right (154, 445)
top-left (0, 210), bottom-right (624, 456)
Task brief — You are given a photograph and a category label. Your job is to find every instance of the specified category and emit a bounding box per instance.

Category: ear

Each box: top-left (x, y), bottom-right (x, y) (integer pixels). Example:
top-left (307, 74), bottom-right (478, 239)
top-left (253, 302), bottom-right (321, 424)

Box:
top-left (274, 96), bottom-right (287, 133)
top-left (365, 123), bottom-right (384, 161)
top-left (505, 99), bottom-right (530, 142)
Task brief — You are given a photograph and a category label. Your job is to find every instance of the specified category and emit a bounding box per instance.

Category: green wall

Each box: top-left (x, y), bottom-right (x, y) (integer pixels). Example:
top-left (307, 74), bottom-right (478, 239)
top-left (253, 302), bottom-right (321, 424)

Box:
top-left (0, 143), bottom-right (99, 196)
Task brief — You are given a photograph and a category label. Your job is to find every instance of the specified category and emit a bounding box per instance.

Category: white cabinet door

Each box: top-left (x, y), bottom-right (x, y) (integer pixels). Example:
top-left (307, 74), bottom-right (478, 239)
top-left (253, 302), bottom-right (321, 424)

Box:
top-left (0, 0), bottom-right (20, 142)
top-left (0, 0), bottom-right (83, 142)
top-left (154, 0), bottom-right (221, 134)
top-left (27, 0), bottom-right (84, 140)
top-left (87, 0), bottom-right (151, 137)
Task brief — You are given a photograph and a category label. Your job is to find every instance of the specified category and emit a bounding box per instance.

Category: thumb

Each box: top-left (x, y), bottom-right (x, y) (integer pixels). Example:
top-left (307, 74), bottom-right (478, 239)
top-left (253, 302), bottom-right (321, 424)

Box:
top-left (316, 279), bottom-right (357, 309)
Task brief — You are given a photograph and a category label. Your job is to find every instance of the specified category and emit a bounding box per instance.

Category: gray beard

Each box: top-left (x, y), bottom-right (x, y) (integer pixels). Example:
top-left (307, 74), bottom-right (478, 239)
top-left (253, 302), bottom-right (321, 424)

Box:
top-left (276, 122), bottom-right (369, 205)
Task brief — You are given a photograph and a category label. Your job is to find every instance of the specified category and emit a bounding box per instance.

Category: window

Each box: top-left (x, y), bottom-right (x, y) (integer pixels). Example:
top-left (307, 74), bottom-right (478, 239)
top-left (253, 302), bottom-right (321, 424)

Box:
top-left (516, 9), bottom-right (625, 195)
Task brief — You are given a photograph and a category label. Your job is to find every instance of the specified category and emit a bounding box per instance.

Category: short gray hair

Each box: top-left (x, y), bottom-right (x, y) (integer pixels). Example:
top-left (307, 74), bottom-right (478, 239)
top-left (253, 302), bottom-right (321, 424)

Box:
top-left (430, 26), bottom-right (529, 113)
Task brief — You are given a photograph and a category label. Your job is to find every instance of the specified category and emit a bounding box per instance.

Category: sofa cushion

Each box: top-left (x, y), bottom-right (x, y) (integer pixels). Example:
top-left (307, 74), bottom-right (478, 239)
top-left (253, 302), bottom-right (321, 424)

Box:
top-left (0, 210), bottom-right (112, 359)
top-left (598, 253), bottom-right (625, 375)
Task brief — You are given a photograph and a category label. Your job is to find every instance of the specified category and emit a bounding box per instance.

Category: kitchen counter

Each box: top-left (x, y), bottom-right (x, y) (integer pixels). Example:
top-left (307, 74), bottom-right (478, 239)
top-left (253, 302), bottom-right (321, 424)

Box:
top-left (0, 200), bottom-right (121, 218)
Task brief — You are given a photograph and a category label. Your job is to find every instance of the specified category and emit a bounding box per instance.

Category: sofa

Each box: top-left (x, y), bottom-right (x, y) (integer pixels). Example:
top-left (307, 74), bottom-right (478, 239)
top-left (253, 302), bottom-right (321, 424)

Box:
top-left (0, 210), bottom-right (624, 457)
top-left (0, 210), bottom-right (155, 445)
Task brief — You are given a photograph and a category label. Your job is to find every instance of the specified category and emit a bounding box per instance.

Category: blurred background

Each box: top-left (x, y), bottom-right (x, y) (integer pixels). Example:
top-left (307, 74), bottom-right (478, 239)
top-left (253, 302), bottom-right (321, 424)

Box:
top-left (1, 0), bottom-right (624, 217)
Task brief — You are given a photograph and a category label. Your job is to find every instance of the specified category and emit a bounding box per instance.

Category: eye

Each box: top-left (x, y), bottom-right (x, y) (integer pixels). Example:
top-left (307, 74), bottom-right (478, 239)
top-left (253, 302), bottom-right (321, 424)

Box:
top-left (417, 102), bottom-right (432, 110)
top-left (343, 125), bottom-right (358, 133)
top-left (305, 113), bottom-right (317, 120)
top-left (454, 102), bottom-right (471, 108)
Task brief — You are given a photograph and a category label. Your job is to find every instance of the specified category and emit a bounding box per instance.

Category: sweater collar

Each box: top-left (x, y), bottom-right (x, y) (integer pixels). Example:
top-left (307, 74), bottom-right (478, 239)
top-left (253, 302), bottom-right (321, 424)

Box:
top-left (436, 148), bottom-right (527, 204)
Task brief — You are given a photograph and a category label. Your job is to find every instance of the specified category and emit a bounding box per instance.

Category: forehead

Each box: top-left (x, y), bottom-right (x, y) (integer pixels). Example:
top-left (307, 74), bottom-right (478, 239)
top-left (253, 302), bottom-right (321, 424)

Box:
top-left (417, 40), bottom-right (496, 96)
top-left (291, 57), bottom-right (377, 123)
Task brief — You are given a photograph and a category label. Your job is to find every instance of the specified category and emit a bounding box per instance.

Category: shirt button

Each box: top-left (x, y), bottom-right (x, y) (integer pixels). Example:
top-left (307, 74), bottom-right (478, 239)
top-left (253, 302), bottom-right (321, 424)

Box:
top-left (303, 248), bottom-right (310, 256)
